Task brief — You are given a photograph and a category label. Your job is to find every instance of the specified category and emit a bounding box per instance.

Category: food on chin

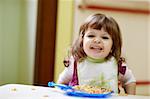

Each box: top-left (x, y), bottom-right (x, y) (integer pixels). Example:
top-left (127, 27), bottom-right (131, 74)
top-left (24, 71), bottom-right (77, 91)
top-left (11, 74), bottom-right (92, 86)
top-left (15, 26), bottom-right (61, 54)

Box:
top-left (73, 85), bottom-right (112, 94)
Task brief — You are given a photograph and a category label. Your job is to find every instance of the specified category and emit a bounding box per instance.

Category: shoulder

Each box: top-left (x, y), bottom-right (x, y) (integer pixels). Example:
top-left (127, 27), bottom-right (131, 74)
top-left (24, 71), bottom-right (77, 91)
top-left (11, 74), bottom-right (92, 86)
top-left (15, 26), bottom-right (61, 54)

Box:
top-left (118, 58), bottom-right (136, 85)
top-left (61, 56), bottom-right (75, 75)
top-left (118, 57), bottom-right (127, 74)
top-left (107, 56), bottom-right (117, 65)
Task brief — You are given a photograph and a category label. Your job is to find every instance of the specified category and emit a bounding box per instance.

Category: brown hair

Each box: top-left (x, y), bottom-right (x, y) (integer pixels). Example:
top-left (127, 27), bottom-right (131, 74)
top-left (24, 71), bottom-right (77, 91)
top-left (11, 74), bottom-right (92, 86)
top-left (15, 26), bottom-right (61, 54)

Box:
top-left (71, 13), bottom-right (122, 62)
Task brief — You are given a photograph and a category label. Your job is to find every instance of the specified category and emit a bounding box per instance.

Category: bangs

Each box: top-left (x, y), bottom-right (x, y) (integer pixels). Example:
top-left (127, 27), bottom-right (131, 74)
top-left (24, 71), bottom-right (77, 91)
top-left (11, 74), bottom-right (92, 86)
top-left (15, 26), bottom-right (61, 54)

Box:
top-left (87, 16), bottom-right (104, 30)
top-left (85, 16), bottom-right (113, 35)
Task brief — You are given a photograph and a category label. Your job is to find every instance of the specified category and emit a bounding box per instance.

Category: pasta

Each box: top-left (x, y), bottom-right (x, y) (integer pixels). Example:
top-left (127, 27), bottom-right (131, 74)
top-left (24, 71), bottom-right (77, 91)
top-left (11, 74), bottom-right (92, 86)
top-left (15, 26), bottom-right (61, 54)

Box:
top-left (73, 85), bottom-right (112, 94)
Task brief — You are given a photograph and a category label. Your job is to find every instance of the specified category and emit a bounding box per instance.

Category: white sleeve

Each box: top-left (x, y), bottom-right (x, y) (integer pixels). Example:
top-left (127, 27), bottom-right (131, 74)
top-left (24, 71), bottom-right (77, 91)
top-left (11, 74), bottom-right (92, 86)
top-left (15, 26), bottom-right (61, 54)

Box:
top-left (57, 57), bottom-right (74, 84)
top-left (122, 63), bottom-right (136, 85)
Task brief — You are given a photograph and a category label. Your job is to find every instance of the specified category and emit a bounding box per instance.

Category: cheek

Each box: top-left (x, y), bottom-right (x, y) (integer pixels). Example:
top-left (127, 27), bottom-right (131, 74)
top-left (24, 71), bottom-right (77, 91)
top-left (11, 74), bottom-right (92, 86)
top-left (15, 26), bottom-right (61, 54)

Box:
top-left (106, 41), bottom-right (113, 52)
top-left (83, 38), bottom-right (91, 53)
top-left (83, 39), bottom-right (88, 50)
top-left (104, 40), bottom-right (113, 50)
top-left (83, 37), bottom-right (90, 46)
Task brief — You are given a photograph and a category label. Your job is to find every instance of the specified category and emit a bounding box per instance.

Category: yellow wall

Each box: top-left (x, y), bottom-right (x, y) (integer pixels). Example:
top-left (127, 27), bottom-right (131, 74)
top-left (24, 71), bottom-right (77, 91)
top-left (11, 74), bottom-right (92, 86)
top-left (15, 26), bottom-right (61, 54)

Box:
top-left (54, 0), bottom-right (74, 81)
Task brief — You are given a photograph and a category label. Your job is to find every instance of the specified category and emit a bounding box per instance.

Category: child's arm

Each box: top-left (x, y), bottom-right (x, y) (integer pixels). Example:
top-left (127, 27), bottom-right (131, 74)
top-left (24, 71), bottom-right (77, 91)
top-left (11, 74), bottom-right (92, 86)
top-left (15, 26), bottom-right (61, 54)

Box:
top-left (120, 62), bottom-right (136, 95)
top-left (57, 67), bottom-right (72, 85)
top-left (124, 82), bottom-right (136, 95)
top-left (57, 79), bottom-right (70, 85)
top-left (118, 81), bottom-right (126, 95)
top-left (57, 57), bottom-right (74, 84)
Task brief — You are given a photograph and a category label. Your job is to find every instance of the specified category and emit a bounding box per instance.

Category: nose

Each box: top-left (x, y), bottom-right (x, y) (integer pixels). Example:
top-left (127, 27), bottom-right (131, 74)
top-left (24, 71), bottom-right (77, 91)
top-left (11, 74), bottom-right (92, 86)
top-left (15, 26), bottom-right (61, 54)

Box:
top-left (94, 38), bottom-right (101, 44)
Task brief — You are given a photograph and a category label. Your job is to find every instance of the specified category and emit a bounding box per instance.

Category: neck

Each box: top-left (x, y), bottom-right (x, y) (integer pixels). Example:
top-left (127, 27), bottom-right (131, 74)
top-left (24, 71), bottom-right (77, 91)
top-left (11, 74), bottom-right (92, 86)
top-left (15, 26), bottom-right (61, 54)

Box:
top-left (87, 56), bottom-right (105, 63)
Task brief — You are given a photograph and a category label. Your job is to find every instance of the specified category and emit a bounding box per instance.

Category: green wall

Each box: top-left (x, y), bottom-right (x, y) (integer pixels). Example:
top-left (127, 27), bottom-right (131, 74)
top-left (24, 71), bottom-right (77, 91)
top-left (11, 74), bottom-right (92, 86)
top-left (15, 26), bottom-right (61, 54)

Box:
top-left (0, 0), bottom-right (37, 85)
top-left (0, 0), bottom-right (20, 85)
top-left (0, 0), bottom-right (74, 85)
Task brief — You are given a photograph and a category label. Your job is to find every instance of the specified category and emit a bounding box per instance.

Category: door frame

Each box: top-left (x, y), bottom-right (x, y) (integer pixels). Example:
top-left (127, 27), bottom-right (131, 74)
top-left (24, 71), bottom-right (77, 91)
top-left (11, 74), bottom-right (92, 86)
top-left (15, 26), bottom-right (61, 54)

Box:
top-left (34, 0), bottom-right (57, 86)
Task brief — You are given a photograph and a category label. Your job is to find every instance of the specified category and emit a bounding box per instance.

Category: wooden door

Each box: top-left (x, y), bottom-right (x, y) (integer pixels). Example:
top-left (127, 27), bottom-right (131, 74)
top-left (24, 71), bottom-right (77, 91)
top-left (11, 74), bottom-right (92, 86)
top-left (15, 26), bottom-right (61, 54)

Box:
top-left (34, 0), bottom-right (57, 86)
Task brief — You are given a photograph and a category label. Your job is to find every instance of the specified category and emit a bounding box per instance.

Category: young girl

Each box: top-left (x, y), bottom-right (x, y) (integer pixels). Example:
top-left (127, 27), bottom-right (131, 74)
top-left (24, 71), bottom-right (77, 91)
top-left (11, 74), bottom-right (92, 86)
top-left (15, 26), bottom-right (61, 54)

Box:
top-left (57, 13), bottom-right (136, 95)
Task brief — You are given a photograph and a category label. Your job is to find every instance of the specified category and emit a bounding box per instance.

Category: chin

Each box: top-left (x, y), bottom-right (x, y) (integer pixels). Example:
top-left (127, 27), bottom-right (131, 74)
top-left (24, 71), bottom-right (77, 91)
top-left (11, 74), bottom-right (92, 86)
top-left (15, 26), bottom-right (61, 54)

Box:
top-left (91, 56), bottom-right (104, 59)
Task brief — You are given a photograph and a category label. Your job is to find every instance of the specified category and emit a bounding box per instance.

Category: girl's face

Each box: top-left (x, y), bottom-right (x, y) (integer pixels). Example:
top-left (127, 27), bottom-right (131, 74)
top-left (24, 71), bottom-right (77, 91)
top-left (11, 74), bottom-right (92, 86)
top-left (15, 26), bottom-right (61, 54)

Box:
top-left (83, 28), bottom-right (113, 59)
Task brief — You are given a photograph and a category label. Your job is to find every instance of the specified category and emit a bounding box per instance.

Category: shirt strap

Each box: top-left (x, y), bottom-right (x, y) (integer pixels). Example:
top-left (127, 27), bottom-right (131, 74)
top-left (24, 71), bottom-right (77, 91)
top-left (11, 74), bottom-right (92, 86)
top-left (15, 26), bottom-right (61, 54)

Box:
top-left (69, 59), bottom-right (79, 86)
top-left (118, 57), bottom-right (126, 75)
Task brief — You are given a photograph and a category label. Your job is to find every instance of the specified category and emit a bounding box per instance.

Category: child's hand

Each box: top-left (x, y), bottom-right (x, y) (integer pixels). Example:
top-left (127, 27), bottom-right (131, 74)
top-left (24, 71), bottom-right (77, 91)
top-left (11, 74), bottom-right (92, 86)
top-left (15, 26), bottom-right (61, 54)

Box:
top-left (118, 81), bottom-right (127, 96)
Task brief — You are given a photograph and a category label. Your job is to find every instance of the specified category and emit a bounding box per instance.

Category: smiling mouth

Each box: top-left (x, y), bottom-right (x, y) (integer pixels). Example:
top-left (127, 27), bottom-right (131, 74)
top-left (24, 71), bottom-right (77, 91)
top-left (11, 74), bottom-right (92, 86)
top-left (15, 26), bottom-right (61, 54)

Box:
top-left (90, 46), bottom-right (103, 51)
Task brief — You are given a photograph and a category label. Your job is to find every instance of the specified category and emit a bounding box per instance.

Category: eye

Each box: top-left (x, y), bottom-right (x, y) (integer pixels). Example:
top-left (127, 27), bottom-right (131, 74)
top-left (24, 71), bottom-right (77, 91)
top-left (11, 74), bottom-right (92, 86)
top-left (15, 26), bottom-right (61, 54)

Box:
top-left (87, 35), bottom-right (95, 38)
top-left (102, 36), bottom-right (109, 39)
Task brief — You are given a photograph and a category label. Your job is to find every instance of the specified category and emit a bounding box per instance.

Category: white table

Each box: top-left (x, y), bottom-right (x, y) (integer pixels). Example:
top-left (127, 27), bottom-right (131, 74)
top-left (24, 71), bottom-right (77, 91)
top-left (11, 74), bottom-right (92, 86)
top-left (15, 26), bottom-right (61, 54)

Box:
top-left (0, 84), bottom-right (149, 99)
